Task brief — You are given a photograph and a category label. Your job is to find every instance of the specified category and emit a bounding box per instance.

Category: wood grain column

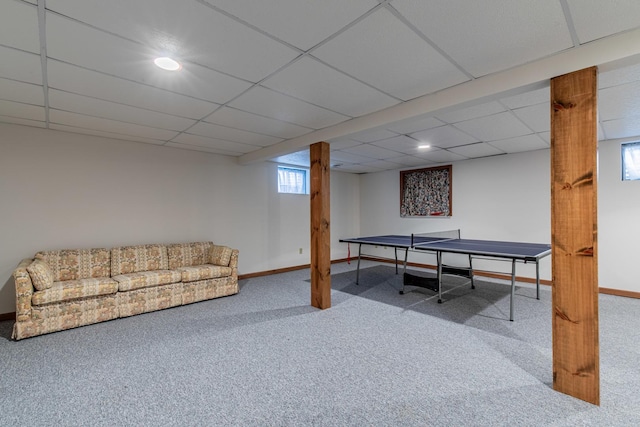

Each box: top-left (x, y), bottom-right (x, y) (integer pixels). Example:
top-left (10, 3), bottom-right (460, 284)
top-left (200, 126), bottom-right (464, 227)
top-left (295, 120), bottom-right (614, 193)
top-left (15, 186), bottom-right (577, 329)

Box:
top-left (550, 66), bottom-right (599, 405)
top-left (310, 141), bottom-right (331, 309)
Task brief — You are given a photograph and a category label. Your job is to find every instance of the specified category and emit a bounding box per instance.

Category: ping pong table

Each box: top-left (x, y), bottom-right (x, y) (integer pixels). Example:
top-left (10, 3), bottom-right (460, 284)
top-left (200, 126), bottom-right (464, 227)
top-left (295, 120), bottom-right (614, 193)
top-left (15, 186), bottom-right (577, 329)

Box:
top-left (339, 231), bottom-right (551, 321)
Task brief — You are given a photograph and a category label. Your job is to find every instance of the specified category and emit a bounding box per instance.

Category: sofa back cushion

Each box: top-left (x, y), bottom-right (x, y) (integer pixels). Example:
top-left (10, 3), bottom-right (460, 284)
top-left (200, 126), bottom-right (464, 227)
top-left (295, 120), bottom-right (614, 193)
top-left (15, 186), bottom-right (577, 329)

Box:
top-left (26, 259), bottom-right (55, 291)
top-left (35, 248), bottom-right (111, 281)
top-left (167, 242), bottom-right (213, 269)
top-left (111, 244), bottom-right (168, 275)
top-left (209, 245), bottom-right (233, 266)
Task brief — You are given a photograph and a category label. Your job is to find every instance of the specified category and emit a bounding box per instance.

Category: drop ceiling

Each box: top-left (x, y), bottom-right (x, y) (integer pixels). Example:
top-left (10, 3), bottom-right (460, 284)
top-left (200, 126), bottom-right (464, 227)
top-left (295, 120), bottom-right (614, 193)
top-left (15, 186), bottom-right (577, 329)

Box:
top-left (2, 0), bottom-right (640, 173)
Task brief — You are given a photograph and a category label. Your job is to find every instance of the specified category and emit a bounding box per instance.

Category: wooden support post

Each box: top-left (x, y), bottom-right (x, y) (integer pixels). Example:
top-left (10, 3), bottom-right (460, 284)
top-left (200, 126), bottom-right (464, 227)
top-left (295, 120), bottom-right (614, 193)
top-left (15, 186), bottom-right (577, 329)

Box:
top-left (310, 141), bottom-right (331, 309)
top-left (550, 66), bottom-right (599, 405)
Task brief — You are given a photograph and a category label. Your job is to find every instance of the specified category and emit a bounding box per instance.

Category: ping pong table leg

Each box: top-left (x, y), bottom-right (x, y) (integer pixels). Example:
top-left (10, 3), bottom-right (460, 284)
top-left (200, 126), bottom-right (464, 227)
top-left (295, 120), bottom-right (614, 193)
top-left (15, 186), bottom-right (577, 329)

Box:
top-left (394, 248), bottom-right (398, 274)
top-left (355, 244), bottom-right (362, 285)
top-left (535, 260), bottom-right (540, 300)
top-left (403, 248), bottom-right (409, 274)
top-left (437, 251), bottom-right (443, 304)
top-left (510, 259), bottom-right (516, 321)
top-left (399, 248), bottom-right (409, 294)
top-left (401, 248), bottom-right (411, 294)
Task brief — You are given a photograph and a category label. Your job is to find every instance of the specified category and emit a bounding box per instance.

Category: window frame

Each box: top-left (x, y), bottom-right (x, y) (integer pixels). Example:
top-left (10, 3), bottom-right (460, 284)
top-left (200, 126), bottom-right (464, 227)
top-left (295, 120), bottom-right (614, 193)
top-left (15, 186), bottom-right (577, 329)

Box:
top-left (621, 141), bottom-right (640, 181)
top-left (277, 165), bottom-right (310, 195)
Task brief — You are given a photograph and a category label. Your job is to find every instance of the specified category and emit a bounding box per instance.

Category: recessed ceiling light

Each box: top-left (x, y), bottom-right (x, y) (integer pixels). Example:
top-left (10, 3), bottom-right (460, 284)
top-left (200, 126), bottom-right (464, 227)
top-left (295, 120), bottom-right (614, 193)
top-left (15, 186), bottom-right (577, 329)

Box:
top-left (418, 144), bottom-right (431, 149)
top-left (154, 56), bottom-right (182, 71)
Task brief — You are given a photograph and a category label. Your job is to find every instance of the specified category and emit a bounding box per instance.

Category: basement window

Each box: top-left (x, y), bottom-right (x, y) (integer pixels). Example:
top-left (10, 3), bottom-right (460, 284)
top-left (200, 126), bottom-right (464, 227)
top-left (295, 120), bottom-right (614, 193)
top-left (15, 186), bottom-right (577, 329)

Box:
top-left (277, 166), bottom-right (309, 194)
top-left (622, 142), bottom-right (640, 181)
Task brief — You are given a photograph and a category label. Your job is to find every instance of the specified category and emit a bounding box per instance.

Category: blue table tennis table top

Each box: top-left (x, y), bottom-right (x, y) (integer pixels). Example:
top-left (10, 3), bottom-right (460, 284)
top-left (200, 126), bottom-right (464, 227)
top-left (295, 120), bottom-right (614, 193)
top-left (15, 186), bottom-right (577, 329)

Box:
top-left (339, 234), bottom-right (551, 262)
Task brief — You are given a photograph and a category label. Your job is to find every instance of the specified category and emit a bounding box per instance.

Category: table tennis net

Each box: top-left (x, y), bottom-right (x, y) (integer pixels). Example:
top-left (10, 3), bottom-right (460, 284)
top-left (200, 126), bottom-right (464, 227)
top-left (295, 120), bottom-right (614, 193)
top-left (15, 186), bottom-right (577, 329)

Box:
top-left (411, 229), bottom-right (460, 247)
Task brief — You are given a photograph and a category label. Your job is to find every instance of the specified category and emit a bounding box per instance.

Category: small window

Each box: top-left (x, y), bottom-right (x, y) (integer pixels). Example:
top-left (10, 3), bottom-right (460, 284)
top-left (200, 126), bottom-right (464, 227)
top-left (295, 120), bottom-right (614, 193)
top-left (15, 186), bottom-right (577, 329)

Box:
top-left (622, 142), bottom-right (640, 181)
top-left (277, 166), bottom-right (309, 194)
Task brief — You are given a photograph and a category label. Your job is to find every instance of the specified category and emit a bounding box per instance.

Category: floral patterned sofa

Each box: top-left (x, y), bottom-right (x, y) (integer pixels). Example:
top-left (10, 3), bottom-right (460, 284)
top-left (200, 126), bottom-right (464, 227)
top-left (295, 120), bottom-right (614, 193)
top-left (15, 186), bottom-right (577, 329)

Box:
top-left (12, 242), bottom-right (239, 340)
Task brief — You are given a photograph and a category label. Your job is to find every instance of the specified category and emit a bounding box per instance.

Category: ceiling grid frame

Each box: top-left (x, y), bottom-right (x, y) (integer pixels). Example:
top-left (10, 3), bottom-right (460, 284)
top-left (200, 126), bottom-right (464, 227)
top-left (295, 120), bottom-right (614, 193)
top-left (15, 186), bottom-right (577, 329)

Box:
top-left (1, 0), bottom-right (640, 171)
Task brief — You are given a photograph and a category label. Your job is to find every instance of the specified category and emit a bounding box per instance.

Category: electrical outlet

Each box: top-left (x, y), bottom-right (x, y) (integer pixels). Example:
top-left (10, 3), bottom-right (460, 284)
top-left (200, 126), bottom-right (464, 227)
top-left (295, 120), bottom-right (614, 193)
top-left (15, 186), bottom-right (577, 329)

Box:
top-left (299, 248), bottom-right (303, 254)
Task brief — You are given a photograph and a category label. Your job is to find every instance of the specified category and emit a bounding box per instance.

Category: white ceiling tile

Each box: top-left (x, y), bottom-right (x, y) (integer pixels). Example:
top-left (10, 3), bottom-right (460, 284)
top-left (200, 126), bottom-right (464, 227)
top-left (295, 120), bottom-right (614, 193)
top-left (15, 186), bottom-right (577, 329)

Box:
top-left (47, 60), bottom-right (218, 119)
top-left (0, 1), bottom-right (40, 53)
top-left (333, 163), bottom-right (382, 174)
top-left (49, 124), bottom-right (167, 145)
top-left (46, 12), bottom-right (156, 77)
top-left (566, 0), bottom-right (640, 44)
top-left (448, 142), bottom-right (504, 158)
top-left (329, 164), bottom-right (360, 172)
top-left (0, 78), bottom-right (43, 105)
top-left (146, 62), bottom-right (253, 105)
top-left (272, 150), bottom-right (310, 168)
top-left (601, 116), bottom-right (640, 140)
top-left (204, 107), bottom-right (312, 139)
top-left (171, 133), bottom-right (256, 155)
top-left (312, 8), bottom-right (469, 100)
top-left (262, 57), bottom-right (399, 117)
top-left (371, 135), bottom-right (429, 155)
top-left (488, 134), bottom-right (549, 154)
top-left (359, 159), bottom-right (403, 171)
top-left (330, 150), bottom-right (376, 164)
top-left (599, 81), bottom-right (640, 121)
top-left (341, 144), bottom-right (404, 160)
top-left (328, 138), bottom-right (362, 151)
top-left (0, 99), bottom-right (44, 121)
top-left (349, 128), bottom-right (399, 143)
top-left (48, 89), bottom-right (196, 131)
top-left (411, 125), bottom-right (478, 149)
top-left (512, 103), bottom-right (549, 133)
top-left (0, 46), bottom-right (42, 84)
top-left (415, 149), bottom-right (467, 164)
top-left (435, 101), bottom-right (505, 124)
top-left (388, 156), bottom-right (435, 167)
top-left (49, 109), bottom-right (179, 141)
top-left (0, 115), bottom-right (45, 128)
top-left (229, 86), bottom-right (349, 129)
top-left (46, 0), bottom-right (298, 82)
top-left (386, 116), bottom-right (445, 135)
top-left (454, 112), bottom-right (531, 141)
top-left (187, 121), bottom-right (282, 147)
top-left (204, 0), bottom-right (378, 51)
top-left (500, 87), bottom-right (550, 109)
top-left (393, 0), bottom-right (572, 77)
top-left (599, 60), bottom-right (640, 89)
top-left (45, 13), bottom-right (252, 105)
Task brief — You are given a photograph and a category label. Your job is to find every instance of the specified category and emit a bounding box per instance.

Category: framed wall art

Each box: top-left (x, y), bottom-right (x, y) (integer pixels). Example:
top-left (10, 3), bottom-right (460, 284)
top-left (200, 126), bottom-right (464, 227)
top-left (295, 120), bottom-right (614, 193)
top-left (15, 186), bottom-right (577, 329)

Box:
top-left (400, 165), bottom-right (452, 217)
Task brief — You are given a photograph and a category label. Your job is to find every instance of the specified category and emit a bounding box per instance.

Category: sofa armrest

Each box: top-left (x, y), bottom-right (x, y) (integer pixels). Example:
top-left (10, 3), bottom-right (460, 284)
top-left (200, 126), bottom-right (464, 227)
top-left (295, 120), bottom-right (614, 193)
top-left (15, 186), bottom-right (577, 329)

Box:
top-left (13, 259), bottom-right (34, 322)
top-left (229, 249), bottom-right (239, 276)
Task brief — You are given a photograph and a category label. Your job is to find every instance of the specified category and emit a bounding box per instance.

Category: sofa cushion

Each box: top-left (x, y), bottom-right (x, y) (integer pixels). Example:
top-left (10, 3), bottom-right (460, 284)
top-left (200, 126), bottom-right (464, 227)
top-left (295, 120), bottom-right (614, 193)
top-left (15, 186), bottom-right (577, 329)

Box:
top-left (113, 270), bottom-right (182, 292)
top-left (177, 265), bottom-right (232, 283)
top-left (167, 242), bottom-right (212, 269)
top-left (35, 248), bottom-right (111, 281)
top-left (26, 259), bottom-right (54, 291)
top-left (209, 245), bottom-right (233, 267)
top-left (117, 282), bottom-right (183, 318)
top-left (31, 278), bottom-right (118, 306)
top-left (111, 244), bottom-right (168, 276)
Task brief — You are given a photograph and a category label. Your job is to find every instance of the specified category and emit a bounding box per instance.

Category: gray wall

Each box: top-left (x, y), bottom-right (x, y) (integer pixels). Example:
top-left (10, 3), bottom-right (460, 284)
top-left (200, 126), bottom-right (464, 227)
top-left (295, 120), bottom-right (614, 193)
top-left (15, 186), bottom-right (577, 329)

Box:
top-left (2, 122), bottom-right (637, 315)
top-left (0, 124), bottom-right (359, 314)
top-left (359, 141), bottom-right (640, 293)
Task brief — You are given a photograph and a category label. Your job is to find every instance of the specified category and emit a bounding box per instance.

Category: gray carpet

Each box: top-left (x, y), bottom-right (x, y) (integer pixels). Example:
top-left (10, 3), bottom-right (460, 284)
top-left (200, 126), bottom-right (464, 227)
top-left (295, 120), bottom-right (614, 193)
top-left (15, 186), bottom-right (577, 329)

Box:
top-left (1, 260), bottom-right (639, 426)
